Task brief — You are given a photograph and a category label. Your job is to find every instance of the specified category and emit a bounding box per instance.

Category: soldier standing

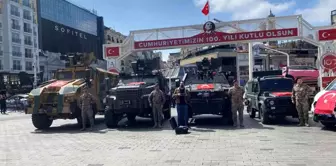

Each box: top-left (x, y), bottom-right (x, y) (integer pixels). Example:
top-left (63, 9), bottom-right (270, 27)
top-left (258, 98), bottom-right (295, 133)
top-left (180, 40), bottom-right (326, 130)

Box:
top-left (149, 84), bottom-right (166, 128)
top-left (228, 80), bottom-right (245, 127)
top-left (79, 87), bottom-right (96, 131)
top-left (292, 78), bottom-right (311, 127)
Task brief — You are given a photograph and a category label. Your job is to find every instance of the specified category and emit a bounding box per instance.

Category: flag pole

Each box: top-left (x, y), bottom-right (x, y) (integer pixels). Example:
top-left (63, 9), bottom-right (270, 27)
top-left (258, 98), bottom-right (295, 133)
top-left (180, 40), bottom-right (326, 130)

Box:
top-left (207, 0), bottom-right (210, 21)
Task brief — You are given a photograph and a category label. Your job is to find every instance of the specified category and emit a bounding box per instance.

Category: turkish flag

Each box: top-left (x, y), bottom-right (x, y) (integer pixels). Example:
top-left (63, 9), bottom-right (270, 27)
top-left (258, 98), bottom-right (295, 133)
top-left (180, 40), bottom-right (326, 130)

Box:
top-left (314, 91), bottom-right (336, 115)
top-left (106, 47), bottom-right (120, 57)
top-left (196, 84), bottom-right (214, 90)
top-left (318, 29), bottom-right (336, 41)
top-left (202, 1), bottom-right (209, 16)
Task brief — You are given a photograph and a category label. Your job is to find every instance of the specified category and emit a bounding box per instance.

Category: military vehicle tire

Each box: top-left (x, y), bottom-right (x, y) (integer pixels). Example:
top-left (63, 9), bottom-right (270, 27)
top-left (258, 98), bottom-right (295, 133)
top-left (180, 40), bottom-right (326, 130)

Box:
top-left (32, 114), bottom-right (53, 130)
top-left (260, 107), bottom-right (271, 124)
top-left (105, 110), bottom-right (119, 128)
top-left (249, 108), bottom-right (256, 118)
top-left (163, 109), bottom-right (171, 119)
top-left (321, 122), bottom-right (335, 128)
top-left (127, 114), bottom-right (136, 124)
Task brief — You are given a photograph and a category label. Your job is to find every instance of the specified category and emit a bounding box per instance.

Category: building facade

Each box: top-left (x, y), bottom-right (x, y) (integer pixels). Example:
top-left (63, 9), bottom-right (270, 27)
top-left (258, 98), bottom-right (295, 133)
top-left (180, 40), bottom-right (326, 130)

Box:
top-left (37, 0), bottom-right (105, 81)
top-left (0, 0), bottom-right (39, 87)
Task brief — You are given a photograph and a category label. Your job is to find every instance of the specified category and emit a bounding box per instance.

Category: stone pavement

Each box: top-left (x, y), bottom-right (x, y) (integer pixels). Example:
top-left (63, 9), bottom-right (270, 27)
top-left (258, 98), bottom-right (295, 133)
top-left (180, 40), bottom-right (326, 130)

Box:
top-left (1, 108), bottom-right (336, 166)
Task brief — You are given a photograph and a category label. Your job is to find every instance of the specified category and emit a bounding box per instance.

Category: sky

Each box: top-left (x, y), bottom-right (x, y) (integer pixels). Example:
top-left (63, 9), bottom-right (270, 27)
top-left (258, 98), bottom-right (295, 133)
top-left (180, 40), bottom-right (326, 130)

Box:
top-left (69, 0), bottom-right (336, 61)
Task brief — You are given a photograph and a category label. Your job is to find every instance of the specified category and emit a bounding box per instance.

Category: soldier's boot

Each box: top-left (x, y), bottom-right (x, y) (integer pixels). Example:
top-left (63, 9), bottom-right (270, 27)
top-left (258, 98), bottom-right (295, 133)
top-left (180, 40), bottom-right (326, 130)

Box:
top-left (298, 119), bottom-right (304, 126)
top-left (153, 123), bottom-right (158, 128)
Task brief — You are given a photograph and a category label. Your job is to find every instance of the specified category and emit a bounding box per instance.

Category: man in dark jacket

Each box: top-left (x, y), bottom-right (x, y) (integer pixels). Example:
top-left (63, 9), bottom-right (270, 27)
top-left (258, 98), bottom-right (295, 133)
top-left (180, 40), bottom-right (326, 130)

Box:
top-left (172, 82), bottom-right (190, 127)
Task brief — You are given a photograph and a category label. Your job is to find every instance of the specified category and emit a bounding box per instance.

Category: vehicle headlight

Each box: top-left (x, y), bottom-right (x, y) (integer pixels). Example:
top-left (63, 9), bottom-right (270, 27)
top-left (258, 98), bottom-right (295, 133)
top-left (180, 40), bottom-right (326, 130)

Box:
top-left (269, 100), bottom-right (275, 105)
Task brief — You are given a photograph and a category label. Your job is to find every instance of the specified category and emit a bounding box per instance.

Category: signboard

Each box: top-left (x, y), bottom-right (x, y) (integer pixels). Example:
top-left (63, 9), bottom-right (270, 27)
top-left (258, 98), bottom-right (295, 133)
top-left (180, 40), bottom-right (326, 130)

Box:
top-left (318, 28), bottom-right (336, 41)
top-left (105, 47), bottom-right (120, 58)
top-left (320, 52), bottom-right (336, 72)
top-left (134, 22), bottom-right (298, 50)
top-left (322, 76), bottom-right (336, 88)
top-left (40, 18), bottom-right (98, 56)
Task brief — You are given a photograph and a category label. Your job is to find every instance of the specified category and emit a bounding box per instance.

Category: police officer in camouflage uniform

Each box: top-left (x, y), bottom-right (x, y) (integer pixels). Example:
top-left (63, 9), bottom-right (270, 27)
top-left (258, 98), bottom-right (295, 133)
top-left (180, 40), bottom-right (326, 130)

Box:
top-left (292, 78), bottom-right (311, 127)
top-left (149, 84), bottom-right (166, 128)
top-left (79, 86), bottom-right (96, 131)
top-left (228, 80), bottom-right (245, 128)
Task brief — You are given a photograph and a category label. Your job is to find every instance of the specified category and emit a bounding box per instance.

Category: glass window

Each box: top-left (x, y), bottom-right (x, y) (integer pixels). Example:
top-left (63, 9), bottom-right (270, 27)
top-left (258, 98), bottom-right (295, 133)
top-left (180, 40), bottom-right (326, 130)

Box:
top-left (40, 0), bottom-right (97, 35)
top-left (10, 5), bottom-right (20, 17)
top-left (24, 35), bottom-right (32, 46)
top-left (13, 60), bottom-right (21, 70)
top-left (24, 23), bottom-right (32, 33)
top-left (23, 0), bottom-right (31, 7)
top-left (12, 46), bottom-right (21, 57)
top-left (25, 61), bottom-right (33, 71)
top-left (25, 48), bottom-right (33, 58)
top-left (259, 79), bottom-right (294, 92)
top-left (23, 10), bottom-right (32, 20)
top-left (12, 32), bottom-right (21, 43)
top-left (11, 19), bottom-right (20, 30)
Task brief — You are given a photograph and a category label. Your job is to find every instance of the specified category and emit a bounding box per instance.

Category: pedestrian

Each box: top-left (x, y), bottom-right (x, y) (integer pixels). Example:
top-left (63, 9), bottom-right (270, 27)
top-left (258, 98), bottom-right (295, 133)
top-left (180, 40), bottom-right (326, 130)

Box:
top-left (79, 86), bottom-right (96, 131)
top-left (292, 78), bottom-right (311, 127)
top-left (149, 84), bottom-right (166, 128)
top-left (228, 80), bottom-right (245, 128)
top-left (173, 82), bottom-right (189, 127)
top-left (0, 94), bottom-right (7, 114)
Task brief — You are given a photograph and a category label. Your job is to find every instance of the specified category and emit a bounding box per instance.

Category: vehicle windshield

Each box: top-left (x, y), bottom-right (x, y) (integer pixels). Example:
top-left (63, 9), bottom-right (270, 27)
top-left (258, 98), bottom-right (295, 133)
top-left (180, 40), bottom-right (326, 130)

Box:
top-left (120, 76), bottom-right (158, 86)
top-left (183, 66), bottom-right (229, 85)
top-left (55, 71), bottom-right (87, 80)
top-left (325, 80), bottom-right (336, 90)
top-left (260, 79), bottom-right (294, 92)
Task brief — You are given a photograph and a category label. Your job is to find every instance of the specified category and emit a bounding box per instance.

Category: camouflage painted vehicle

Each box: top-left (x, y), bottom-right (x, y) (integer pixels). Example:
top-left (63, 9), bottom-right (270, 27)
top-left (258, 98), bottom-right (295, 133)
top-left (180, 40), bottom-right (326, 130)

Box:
top-left (26, 54), bottom-right (119, 130)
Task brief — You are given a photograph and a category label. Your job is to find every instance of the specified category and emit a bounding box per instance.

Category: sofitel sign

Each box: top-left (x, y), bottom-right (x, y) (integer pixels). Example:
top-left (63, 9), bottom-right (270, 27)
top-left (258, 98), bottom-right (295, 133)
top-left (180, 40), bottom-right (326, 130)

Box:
top-left (54, 25), bottom-right (87, 40)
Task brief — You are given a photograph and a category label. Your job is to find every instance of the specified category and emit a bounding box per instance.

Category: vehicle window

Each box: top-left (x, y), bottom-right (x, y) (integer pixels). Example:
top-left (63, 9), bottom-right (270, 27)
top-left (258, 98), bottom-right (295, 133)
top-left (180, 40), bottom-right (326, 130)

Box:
top-left (325, 79), bottom-right (336, 90)
top-left (260, 79), bottom-right (294, 92)
top-left (252, 83), bottom-right (259, 92)
top-left (74, 71), bottom-right (88, 79)
top-left (121, 76), bottom-right (158, 86)
top-left (56, 71), bottom-right (73, 80)
top-left (183, 66), bottom-right (229, 85)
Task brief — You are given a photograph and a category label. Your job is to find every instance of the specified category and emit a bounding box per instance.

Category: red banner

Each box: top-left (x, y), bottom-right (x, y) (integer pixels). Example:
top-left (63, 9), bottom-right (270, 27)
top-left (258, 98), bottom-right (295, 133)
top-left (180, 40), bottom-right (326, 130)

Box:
top-left (322, 76), bottom-right (336, 88)
top-left (318, 28), bottom-right (336, 41)
top-left (271, 92), bottom-right (292, 97)
top-left (134, 28), bottom-right (298, 49)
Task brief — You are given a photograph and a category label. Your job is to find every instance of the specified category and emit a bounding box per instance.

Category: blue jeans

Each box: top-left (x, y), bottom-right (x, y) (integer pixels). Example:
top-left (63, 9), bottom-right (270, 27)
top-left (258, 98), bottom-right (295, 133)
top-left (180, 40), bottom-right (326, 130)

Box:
top-left (177, 104), bottom-right (188, 126)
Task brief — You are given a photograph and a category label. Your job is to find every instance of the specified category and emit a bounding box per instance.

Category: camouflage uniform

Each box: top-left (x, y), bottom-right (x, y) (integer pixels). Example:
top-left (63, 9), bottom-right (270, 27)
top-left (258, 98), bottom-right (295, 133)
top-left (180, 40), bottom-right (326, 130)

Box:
top-left (292, 84), bottom-right (311, 125)
top-left (228, 86), bottom-right (245, 127)
top-left (148, 89), bottom-right (166, 127)
top-left (79, 93), bottom-right (95, 129)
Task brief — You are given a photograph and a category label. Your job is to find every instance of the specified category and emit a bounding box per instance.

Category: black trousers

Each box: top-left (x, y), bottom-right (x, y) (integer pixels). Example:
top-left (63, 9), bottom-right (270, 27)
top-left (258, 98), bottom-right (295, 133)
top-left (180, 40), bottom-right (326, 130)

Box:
top-left (1, 105), bottom-right (7, 113)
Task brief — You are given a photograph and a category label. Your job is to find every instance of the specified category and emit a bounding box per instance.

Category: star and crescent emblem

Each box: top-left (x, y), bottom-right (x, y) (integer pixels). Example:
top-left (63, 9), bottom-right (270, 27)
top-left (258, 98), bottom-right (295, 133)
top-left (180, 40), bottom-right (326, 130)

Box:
top-left (323, 92), bottom-right (336, 104)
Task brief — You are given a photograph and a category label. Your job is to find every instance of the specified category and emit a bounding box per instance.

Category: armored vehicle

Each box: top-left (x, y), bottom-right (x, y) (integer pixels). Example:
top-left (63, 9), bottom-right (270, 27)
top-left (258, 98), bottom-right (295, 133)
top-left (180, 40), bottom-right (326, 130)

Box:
top-left (26, 53), bottom-right (119, 129)
top-left (244, 73), bottom-right (296, 124)
top-left (104, 57), bottom-right (171, 128)
top-left (182, 57), bottom-right (232, 124)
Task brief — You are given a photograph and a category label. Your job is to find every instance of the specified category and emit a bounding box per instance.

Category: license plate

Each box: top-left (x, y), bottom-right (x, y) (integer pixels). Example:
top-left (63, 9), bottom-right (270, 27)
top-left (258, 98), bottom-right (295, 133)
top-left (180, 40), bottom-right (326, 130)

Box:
top-left (271, 107), bottom-right (276, 110)
top-left (122, 100), bottom-right (131, 104)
